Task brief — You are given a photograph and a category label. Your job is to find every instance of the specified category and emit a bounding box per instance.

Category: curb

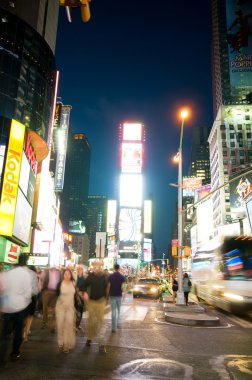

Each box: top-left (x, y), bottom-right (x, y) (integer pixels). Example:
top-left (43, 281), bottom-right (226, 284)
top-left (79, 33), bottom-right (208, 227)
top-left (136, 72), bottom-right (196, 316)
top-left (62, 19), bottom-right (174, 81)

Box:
top-left (164, 312), bottom-right (220, 326)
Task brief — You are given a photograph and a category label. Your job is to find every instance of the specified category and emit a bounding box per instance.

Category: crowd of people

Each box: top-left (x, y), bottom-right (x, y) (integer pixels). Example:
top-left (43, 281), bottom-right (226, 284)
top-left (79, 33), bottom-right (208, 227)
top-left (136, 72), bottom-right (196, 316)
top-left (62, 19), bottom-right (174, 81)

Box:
top-left (0, 254), bottom-right (126, 364)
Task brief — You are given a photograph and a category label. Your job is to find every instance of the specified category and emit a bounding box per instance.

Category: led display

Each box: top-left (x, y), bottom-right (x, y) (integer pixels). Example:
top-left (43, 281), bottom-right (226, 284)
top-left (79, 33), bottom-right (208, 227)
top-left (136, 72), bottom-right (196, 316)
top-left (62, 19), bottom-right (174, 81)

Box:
top-left (119, 208), bottom-right (141, 242)
top-left (143, 200), bottom-right (152, 233)
top-left (123, 123), bottom-right (142, 141)
top-left (119, 174), bottom-right (142, 207)
top-left (13, 188), bottom-right (32, 245)
top-left (196, 198), bottom-right (214, 245)
top-left (143, 238), bottom-right (152, 262)
top-left (183, 177), bottom-right (202, 197)
top-left (107, 200), bottom-right (117, 234)
top-left (121, 143), bottom-right (142, 173)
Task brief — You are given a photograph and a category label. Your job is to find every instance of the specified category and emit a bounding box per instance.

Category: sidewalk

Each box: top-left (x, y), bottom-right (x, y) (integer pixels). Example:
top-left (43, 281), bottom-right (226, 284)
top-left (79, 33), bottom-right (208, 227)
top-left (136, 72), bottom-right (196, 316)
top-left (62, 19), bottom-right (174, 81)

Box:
top-left (162, 294), bottom-right (220, 326)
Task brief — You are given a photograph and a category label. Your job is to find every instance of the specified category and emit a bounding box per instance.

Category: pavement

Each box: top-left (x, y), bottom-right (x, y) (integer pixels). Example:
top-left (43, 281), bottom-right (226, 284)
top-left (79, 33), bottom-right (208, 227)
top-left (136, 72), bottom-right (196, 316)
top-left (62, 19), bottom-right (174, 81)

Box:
top-left (162, 293), bottom-right (220, 327)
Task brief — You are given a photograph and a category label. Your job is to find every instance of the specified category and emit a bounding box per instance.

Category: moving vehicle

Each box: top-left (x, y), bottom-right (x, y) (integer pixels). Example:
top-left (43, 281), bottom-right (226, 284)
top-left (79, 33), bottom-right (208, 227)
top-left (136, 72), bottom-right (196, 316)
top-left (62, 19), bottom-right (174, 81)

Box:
top-left (132, 278), bottom-right (161, 299)
top-left (192, 236), bottom-right (252, 314)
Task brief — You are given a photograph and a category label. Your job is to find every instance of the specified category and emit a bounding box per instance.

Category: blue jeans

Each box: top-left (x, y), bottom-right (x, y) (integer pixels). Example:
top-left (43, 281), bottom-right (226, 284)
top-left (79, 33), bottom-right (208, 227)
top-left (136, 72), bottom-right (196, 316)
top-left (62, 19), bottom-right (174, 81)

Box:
top-left (110, 296), bottom-right (122, 331)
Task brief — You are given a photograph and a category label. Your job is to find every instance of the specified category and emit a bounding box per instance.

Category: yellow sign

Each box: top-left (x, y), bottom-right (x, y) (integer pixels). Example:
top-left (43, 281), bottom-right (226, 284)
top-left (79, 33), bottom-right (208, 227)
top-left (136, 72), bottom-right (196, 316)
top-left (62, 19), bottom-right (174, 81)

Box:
top-left (0, 120), bottom-right (25, 235)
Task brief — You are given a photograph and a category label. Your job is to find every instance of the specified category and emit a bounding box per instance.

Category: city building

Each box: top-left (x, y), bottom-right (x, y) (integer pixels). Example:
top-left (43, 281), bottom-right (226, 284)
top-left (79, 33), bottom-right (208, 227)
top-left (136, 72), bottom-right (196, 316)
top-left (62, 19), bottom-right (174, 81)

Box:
top-left (211, 0), bottom-right (252, 116)
top-left (0, 1), bottom-right (59, 265)
top-left (60, 133), bottom-right (91, 233)
top-left (208, 105), bottom-right (252, 229)
top-left (189, 125), bottom-right (211, 185)
top-left (72, 234), bottom-right (90, 265)
top-left (85, 195), bottom-right (107, 257)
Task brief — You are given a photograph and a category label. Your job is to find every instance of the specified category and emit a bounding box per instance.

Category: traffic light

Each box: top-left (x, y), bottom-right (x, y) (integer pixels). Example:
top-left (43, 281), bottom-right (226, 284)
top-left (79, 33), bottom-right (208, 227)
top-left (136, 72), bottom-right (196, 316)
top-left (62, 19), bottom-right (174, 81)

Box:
top-left (184, 246), bottom-right (191, 257)
top-left (172, 246), bottom-right (177, 256)
top-left (59, 0), bottom-right (91, 23)
top-left (80, 0), bottom-right (91, 22)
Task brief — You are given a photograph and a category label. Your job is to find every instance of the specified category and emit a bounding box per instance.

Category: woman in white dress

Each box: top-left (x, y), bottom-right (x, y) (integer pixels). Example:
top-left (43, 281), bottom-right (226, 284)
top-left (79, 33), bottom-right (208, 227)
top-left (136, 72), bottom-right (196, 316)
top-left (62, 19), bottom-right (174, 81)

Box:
top-left (55, 269), bottom-right (76, 353)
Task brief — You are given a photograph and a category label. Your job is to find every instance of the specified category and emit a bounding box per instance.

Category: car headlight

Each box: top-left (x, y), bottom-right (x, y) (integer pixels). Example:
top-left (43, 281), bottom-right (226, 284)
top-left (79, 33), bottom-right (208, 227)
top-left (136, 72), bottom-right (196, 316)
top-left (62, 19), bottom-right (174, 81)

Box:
top-left (223, 292), bottom-right (244, 302)
top-left (150, 287), bottom-right (158, 293)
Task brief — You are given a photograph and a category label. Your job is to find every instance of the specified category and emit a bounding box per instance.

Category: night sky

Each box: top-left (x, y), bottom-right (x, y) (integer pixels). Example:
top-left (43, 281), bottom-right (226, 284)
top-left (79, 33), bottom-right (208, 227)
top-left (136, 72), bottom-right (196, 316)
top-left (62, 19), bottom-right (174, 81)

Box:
top-left (55, 0), bottom-right (213, 257)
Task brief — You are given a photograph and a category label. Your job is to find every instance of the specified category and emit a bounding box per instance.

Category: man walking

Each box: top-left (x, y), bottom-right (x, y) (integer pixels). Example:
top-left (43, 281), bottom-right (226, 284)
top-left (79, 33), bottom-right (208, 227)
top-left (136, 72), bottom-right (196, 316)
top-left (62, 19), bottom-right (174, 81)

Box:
top-left (41, 266), bottom-right (60, 331)
top-left (80, 261), bottom-right (108, 354)
top-left (108, 264), bottom-right (125, 333)
top-left (0, 253), bottom-right (38, 363)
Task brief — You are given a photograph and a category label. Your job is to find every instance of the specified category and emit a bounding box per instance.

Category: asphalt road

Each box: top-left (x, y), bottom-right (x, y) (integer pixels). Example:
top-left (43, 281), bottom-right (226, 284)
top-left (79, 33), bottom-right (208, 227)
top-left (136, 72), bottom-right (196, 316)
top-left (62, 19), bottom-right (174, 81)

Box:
top-left (0, 294), bottom-right (252, 380)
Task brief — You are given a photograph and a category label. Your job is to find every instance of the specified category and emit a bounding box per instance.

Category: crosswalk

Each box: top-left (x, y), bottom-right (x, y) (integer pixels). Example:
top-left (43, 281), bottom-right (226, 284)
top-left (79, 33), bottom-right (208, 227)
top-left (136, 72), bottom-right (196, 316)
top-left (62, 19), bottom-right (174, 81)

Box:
top-left (83, 304), bottom-right (149, 322)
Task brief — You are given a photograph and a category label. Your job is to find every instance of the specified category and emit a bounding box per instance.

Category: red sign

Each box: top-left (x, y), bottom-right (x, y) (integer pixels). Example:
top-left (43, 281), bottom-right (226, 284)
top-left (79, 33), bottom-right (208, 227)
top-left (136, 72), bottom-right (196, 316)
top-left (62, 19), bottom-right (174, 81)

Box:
top-left (25, 133), bottom-right (37, 174)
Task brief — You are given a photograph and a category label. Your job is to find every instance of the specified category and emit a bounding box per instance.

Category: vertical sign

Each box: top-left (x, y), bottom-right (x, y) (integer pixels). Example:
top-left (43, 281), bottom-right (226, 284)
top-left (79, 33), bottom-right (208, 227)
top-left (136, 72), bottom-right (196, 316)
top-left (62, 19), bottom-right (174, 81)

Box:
top-left (0, 120), bottom-right (25, 235)
top-left (54, 105), bottom-right (71, 191)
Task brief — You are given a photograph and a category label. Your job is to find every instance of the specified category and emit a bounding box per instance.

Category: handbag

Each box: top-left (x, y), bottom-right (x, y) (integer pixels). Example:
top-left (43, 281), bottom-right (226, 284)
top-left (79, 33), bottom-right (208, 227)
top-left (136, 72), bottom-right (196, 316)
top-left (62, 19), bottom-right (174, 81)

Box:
top-left (74, 292), bottom-right (84, 313)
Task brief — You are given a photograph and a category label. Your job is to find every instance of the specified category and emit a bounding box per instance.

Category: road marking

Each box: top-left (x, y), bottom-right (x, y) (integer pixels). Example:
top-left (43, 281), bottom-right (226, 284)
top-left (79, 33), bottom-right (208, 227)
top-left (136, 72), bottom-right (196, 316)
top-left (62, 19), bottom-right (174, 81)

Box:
top-left (225, 315), bottom-right (252, 328)
top-left (210, 355), bottom-right (252, 380)
top-left (83, 305), bottom-right (149, 322)
top-left (114, 358), bottom-right (193, 380)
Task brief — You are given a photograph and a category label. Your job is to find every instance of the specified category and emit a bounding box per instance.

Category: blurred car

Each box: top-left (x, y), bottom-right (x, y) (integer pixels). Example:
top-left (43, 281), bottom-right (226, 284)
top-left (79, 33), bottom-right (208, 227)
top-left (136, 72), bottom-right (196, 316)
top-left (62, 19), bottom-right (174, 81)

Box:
top-left (132, 278), bottom-right (162, 299)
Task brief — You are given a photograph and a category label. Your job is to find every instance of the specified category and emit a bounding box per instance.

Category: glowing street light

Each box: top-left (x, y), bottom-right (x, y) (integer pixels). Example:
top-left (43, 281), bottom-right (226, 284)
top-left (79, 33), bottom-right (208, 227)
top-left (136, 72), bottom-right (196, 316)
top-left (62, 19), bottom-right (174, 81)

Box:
top-left (176, 108), bottom-right (189, 305)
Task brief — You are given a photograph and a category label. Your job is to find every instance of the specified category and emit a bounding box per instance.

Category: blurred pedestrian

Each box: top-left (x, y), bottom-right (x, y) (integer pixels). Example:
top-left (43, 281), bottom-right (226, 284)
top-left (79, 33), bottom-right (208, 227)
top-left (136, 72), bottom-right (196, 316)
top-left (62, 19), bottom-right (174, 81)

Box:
top-left (41, 266), bottom-right (61, 331)
top-left (80, 261), bottom-right (108, 354)
top-left (108, 264), bottom-right (126, 332)
top-left (36, 267), bottom-right (45, 317)
top-left (0, 253), bottom-right (38, 363)
top-left (55, 268), bottom-right (76, 354)
top-left (76, 265), bottom-right (85, 291)
top-left (23, 265), bottom-right (39, 342)
top-left (183, 272), bottom-right (191, 306)
top-left (171, 274), bottom-right (178, 304)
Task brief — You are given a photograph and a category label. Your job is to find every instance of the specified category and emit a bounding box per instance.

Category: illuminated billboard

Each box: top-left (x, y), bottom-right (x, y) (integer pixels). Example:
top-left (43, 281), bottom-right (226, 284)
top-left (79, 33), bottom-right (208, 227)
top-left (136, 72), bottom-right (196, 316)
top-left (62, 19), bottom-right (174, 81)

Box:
top-left (122, 123), bottom-right (142, 141)
top-left (226, 0), bottom-right (252, 97)
top-left (0, 237), bottom-right (21, 264)
top-left (121, 143), bottom-right (143, 173)
top-left (69, 220), bottom-right (86, 234)
top-left (119, 208), bottom-right (142, 242)
top-left (107, 200), bottom-right (117, 234)
top-left (143, 238), bottom-right (152, 262)
top-left (54, 105), bottom-right (71, 191)
top-left (13, 189), bottom-right (32, 245)
top-left (229, 173), bottom-right (252, 218)
top-left (119, 174), bottom-right (142, 207)
top-left (0, 120), bottom-right (25, 236)
top-left (196, 198), bottom-right (214, 244)
top-left (143, 200), bottom-right (152, 234)
top-left (95, 232), bottom-right (107, 258)
top-left (183, 177), bottom-right (202, 197)
top-left (194, 184), bottom-right (211, 203)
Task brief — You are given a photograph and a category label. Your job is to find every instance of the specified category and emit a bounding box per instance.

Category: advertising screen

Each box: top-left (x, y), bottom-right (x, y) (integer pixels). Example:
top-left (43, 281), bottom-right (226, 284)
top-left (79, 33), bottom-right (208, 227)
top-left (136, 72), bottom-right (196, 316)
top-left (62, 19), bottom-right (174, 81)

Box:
top-left (95, 232), bottom-right (107, 258)
top-left (19, 151), bottom-right (30, 197)
top-left (32, 229), bottom-right (50, 254)
top-left (194, 184), bottom-right (211, 203)
top-left (144, 200), bottom-right (152, 234)
top-left (69, 220), bottom-right (86, 234)
top-left (121, 143), bottom-right (143, 173)
top-left (226, 0), bottom-right (252, 97)
top-left (0, 120), bottom-right (25, 236)
top-left (54, 105), bottom-right (71, 191)
top-left (229, 173), bottom-right (252, 218)
top-left (107, 200), bottom-right (117, 234)
top-left (123, 123), bottom-right (142, 141)
top-left (13, 188), bottom-right (32, 245)
top-left (119, 174), bottom-right (142, 207)
top-left (119, 208), bottom-right (142, 242)
top-left (143, 238), bottom-right (152, 262)
top-left (183, 177), bottom-right (202, 197)
top-left (196, 198), bottom-right (214, 245)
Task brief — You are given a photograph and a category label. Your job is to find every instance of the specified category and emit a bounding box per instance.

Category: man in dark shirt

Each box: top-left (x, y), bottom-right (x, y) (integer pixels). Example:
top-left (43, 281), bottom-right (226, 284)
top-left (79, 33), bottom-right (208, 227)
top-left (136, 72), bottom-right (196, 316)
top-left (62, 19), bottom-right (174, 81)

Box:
top-left (108, 264), bottom-right (125, 332)
top-left (80, 261), bottom-right (108, 354)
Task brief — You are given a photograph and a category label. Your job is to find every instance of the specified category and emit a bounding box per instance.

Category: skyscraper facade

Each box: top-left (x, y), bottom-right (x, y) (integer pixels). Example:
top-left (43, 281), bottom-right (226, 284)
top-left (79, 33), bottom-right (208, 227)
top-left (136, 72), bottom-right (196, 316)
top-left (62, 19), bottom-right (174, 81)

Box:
top-left (211, 0), bottom-right (252, 116)
top-left (190, 125), bottom-right (211, 185)
top-left (85, 195), bottom-right (107, 257)
top-left (60, 133), bottom-right (91, 232)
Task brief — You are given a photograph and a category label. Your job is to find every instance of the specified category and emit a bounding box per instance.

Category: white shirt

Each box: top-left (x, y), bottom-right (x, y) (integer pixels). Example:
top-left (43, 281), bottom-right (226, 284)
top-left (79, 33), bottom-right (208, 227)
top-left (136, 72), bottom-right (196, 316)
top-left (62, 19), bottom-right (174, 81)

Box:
top-left (0, 266), bottom-right (34, 313)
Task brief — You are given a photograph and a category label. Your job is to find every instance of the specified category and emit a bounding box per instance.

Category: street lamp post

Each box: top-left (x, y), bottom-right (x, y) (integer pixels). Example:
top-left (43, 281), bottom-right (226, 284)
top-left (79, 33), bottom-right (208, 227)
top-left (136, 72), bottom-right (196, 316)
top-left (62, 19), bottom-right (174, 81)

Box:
top-left (176, 109), bottom-right (188, 305)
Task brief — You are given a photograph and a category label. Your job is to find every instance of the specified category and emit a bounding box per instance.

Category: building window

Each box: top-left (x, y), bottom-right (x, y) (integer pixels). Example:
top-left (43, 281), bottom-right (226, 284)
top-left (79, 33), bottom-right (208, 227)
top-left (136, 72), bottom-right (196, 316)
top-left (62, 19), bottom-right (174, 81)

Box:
top-left (245, 115), bottom-right (250, 120)
top-left (247, 133), bottom-right (251, 138)
top-left (221, 133), bottom-right (226, 139)
top-left (230, 133), bottom-right (235, 139)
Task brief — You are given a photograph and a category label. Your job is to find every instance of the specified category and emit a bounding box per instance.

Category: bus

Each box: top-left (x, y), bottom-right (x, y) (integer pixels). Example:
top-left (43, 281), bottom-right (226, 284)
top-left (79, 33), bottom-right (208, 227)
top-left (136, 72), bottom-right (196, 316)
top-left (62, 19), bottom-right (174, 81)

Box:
top-left (192, 236), bottom-right (252, 315)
